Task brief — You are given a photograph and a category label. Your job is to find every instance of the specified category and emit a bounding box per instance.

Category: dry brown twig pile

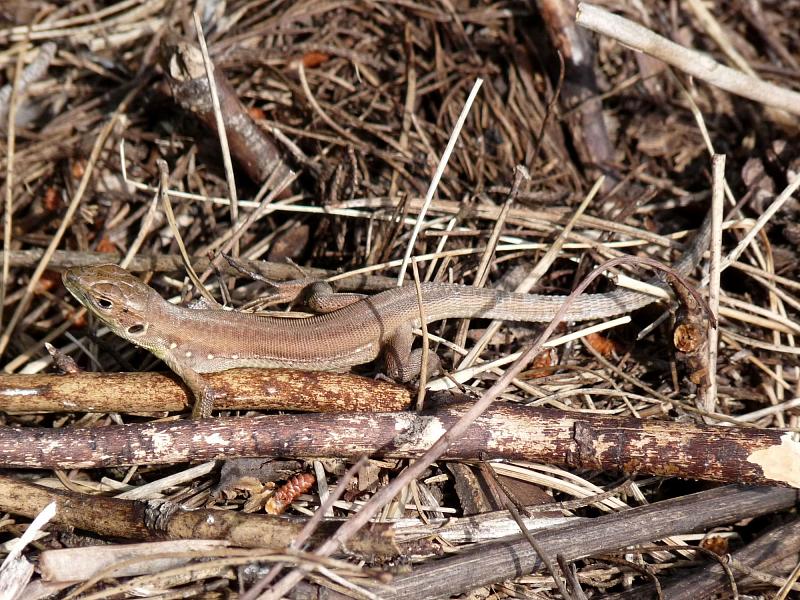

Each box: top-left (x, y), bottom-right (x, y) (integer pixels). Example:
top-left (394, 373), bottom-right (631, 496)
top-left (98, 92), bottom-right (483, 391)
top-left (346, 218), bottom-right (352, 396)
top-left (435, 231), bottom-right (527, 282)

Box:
top-left (1, 0), bottom-right (799, 598)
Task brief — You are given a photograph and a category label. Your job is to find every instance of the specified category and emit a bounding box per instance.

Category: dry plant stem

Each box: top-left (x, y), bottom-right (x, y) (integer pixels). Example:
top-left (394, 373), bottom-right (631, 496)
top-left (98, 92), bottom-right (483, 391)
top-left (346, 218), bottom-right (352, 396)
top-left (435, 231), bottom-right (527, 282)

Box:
top-left (706, 154), bottom-right (725, 414)
top-left (539, 0), bottom-right (615, 188)
top-left (0, 369), bottom-right (412, 413)
top-left (317, 485), bottom-right (799, 600)
top-left (0, 80), bottom-right (145, 358)
top-left (684, 0), bottom-right (755, 76)
top-left (776, 560), bottom-right (800, 600)
top-left (575, 3), bottom-right (800, 115)
top-left (508, 501), bottom-right (572, 599)
top-left (0, 402), bottom-right (791, 485)
top-left (717, 174), bottom-right (800, 276)
top-left (157, 159), bottom-right (217, 305)
top-left (728, 557), bottom-right (800, 595)
top-left (0, 475), bottom-right (399, 558)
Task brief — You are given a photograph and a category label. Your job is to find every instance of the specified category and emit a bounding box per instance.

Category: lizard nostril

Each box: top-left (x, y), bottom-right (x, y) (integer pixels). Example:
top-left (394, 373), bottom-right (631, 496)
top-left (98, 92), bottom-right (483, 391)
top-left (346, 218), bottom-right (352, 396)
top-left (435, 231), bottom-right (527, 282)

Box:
top-left (127, 324), bottom-right (145, 335)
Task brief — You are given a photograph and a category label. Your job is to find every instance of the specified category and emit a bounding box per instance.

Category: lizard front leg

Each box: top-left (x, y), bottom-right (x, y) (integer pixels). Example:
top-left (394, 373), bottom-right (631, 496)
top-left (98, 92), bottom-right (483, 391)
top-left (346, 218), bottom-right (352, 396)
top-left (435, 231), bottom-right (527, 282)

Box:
top-left (185, 369), bottom-right (217, 419)
top-left (160, 353), bottom-right (217, 419)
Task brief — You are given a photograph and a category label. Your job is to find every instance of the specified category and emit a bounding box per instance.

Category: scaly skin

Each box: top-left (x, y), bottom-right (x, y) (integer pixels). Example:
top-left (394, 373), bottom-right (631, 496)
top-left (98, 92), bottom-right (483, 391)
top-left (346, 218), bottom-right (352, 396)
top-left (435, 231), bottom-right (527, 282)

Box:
top-left (62, 214), bottom-right (710, 418)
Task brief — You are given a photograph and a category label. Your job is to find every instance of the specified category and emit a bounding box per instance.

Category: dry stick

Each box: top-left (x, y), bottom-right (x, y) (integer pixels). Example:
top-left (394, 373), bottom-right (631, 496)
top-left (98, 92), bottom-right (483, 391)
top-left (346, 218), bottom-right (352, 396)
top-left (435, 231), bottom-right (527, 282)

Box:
top-left (0, 474), bottom-right (397, 558)
top-left (260, 253), bottom-right (716, 599)
top-left (575, 3), bottom-right (800, 115)
top-left (0, 80), bottom-right (145, 358)
top-left (530, 49), bottom-right (565, 163)
top-left (506, 500), bottom-right (572, 600)
top-left (386, 23), bottom-right (416, 204)
top-left (480, 464), bottom-right (573, 598)
top-left (192, 12), bottom-right (239, 257)
top-left (308, 486), bottom-right (798, 600)
top-left (396, 78), bottom-right (483, 285)
top-left (120, 189), bottom-right (160, 270)
top-left (774, 557), bottom-right (800, 600)
top-left (157, 39), bottom-right (291, 187)
top-left (705, 155), bottom-right (725, 415)
top-left (684, 0), bottom-right (755, 77)
top-left (0, 369), bottom-right (412, 413)
top-left (0, 401), bottom-right (790, 485)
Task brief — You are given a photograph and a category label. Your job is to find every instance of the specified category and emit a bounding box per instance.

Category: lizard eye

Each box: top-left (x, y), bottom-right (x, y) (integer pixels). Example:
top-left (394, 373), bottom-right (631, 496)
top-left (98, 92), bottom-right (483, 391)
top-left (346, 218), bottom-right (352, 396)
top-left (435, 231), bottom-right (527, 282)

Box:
top-left (127, 323), bottom-right (146, 336)
top-left (96, 298), bottom-right (113, 310)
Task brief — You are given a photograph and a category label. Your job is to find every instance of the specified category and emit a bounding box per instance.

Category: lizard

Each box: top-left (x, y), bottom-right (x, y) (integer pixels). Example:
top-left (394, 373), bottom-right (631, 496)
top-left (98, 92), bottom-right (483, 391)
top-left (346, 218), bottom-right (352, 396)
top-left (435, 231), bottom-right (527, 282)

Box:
top-left (62, 212), bottom-right (711, 419)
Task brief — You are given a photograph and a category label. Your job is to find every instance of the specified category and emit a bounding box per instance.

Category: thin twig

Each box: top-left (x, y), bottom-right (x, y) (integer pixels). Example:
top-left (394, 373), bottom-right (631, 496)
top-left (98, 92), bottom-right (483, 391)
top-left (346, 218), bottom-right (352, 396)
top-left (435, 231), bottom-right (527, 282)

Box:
top-left (705, 154), bottom-right (725, 414)
top-left (156, 160), bottom-right (217, 305)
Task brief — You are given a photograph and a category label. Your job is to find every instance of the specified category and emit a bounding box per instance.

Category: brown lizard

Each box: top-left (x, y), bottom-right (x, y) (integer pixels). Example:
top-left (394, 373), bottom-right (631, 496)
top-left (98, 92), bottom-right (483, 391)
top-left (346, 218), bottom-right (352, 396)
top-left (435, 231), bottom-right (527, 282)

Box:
top-left (63, 214), bottom-right (710, 418)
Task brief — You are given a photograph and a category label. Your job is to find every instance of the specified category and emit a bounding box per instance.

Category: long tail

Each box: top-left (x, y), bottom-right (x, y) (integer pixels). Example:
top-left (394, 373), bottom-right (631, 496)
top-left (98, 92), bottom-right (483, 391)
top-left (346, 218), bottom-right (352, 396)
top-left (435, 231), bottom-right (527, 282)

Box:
top-left (420, 211), bottom-right (711, 324)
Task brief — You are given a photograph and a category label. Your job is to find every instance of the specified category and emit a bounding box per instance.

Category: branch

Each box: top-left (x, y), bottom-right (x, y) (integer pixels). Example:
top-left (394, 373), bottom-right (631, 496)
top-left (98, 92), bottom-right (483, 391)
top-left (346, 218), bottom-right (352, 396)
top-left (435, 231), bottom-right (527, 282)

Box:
top-left (1, 402), bottom-right (796, 487)
top-left (0, 370), bottom-right (412, 414)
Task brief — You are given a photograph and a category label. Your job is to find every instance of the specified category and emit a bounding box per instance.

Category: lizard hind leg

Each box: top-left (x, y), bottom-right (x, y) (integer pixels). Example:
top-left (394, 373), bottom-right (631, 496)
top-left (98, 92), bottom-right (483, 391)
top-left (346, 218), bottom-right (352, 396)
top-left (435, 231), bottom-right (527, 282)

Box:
top-left (382, 325), bottom-right (441, 382)
top-left (302, 282), bottom-right (367, 313)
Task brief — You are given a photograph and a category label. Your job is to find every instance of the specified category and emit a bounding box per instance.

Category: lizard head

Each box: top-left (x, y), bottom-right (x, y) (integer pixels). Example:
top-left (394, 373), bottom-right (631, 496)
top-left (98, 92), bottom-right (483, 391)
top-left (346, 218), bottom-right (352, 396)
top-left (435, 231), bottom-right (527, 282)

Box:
top-left (63, 264), bottom-right (164, 345)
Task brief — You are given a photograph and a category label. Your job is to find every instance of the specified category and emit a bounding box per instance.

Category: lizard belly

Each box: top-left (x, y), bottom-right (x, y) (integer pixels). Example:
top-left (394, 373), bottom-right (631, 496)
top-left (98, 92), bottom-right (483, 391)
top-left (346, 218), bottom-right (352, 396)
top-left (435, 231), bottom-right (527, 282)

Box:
top-left (168, 341), bottom-right (380, 373)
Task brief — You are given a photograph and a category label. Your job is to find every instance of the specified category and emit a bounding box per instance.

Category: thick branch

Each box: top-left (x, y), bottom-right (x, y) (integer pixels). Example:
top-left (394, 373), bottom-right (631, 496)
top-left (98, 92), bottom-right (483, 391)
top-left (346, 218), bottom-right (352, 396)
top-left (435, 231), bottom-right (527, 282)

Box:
top-left (0, 369), bottom-right (411, 414)
top-left (378, 485), bottom-right (799, 599)
top-left (0, 474), bottom-right (398, 558)
top-left (1, 403), bottom-right (795, 487)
